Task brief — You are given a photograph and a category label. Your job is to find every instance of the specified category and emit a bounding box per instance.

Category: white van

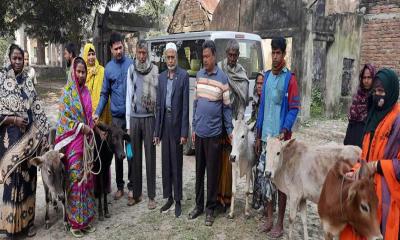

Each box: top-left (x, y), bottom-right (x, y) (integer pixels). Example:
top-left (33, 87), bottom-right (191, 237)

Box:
top-left (147, 31), bottom-right (264, 155)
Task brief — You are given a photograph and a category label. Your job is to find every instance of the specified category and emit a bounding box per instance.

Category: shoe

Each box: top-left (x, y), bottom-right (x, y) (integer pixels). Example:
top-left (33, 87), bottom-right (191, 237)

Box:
top-left (188, 208), bottom-right (203, 220)
top-left (114, 190), bottom-right (124, 200)
top-left (127, 196), bottom-right (142, 206)
top-left (175, 201), bottom-right (182, 218)
top-left (160, 198), bottom-right (174, 213)
top-left (148, 199), bottom-right (157, 210)
top-left (205, 212), bottom-right (215, 226)
top-left (70, 228), bottom-right (84, 238)
top-left (82, 225), bottom-right (96, 233)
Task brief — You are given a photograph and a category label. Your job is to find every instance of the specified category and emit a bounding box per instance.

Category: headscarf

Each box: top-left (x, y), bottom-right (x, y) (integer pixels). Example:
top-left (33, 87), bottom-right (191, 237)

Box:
top-left (364, 68), bottom-right (399, 134)
top-left (348, 64), bottom-right (376, 122)
top-left (82, 43), bottom-right (111, 124)
top-left (55, 57), bottom-right (92, 150)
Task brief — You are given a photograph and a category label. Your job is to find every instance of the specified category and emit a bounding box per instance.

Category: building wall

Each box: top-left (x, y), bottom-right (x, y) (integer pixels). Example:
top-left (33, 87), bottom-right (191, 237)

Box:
top-left (168, 0), bottom-right (211, 33)
top-left (359, 0), bottom-right (400, 74)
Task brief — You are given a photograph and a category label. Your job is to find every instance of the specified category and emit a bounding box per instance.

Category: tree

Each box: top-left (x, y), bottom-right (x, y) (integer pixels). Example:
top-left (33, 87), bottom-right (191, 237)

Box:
top-left (136, 0), bottom-right (178, 32)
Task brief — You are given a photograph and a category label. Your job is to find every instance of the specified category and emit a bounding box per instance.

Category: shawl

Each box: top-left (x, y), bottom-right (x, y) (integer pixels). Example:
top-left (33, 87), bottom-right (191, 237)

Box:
top-left (82, 43), bottom-right (111, 124)
top-left (0, 65), bottom-right (49, 183)
top-left (219, 59), bottom-right (249, 120)
top-left (133, 59), bottom-right (158, 113)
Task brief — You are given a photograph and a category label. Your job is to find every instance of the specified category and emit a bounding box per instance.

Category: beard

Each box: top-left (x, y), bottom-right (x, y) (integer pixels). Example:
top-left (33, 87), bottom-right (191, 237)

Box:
top-left (167, 64), bottom-right (176, 71)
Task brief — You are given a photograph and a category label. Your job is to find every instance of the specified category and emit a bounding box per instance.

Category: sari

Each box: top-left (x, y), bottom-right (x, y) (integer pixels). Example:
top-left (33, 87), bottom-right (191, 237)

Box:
top-left (0, 64), bottom-right (49, 235)
top-left (54, 57), bottom-right (95, 230)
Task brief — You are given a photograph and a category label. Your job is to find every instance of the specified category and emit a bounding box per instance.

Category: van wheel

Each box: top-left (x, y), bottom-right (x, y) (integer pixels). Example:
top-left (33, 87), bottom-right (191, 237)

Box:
top-left (184, 127), bottom-right (195, 156)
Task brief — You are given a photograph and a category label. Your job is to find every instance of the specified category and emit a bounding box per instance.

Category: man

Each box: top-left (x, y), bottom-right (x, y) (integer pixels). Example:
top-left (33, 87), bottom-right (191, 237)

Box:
top-left (217, 39), bottom-right (249, 208)
top-left (24, 50), bottom-right (37, 85)
top-left (154, 42), bottom-right (189, 218)
top-left (94, 32), bottom-right (133, 201)
top-left (64, 43), bottom-right (76, 70)
top-left (255, 37), bottom-right (300, 238)
top-left (188, 40), bottom-right (233, 226)
top-left (126, 40), bottom-right (159, 209)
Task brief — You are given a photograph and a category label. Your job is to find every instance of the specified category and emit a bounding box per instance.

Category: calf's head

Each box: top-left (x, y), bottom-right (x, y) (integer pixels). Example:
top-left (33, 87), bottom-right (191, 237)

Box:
top-left (30, 150), bottom-right (65, 200)
top-left (265, 137), bottom-right (295, 179)
top-left (96, 122), bottom-right (131, 160)
top-left (230, 120), bottom-right (253, 162)
top-left (342, 161), bottom-right (381, 239)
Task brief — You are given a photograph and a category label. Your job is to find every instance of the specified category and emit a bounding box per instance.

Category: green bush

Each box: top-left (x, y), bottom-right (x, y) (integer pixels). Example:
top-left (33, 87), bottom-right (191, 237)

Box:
top-left (311, 87), bottom-right (323, 118)
top-left (0, 37), bottom-right (13, 67)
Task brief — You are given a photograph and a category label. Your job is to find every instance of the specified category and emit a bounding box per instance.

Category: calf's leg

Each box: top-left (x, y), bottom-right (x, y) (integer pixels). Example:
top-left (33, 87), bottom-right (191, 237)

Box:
top-left (104, 168), bottom-right (110, 218)
top-left (299, 199), bottom-right (309, 240)
top-left (228, 161), bottom-right (238, 219)
top-left (288, 196), bottom-right (300, 240)
top-left (244, 169), bottom-right (252, 217)
top-left (98, 173), bottom-right (104, 221)
top-left (44, 184), bottom-right (51, 229)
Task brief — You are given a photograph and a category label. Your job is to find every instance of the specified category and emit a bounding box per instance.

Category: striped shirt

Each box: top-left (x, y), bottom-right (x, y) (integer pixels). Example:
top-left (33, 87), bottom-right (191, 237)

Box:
top-left (192, 67), bottom-right (233, 138)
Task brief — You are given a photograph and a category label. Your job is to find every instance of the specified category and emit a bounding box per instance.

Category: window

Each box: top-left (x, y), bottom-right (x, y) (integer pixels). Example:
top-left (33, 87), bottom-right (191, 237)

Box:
top-left (150, 39), bottom-right (205, 76)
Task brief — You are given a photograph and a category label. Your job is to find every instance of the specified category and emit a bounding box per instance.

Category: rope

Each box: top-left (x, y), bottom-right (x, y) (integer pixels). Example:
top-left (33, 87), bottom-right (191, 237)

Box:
top-left (78, 129), bottom-right (104, 186)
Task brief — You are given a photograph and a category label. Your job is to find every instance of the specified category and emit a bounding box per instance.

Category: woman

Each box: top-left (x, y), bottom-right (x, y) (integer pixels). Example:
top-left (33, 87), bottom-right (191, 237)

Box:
top-left (343, 64), bottom-right (375, 147)
top-left (0, 44), bottom-right (49, 237)
top-left (341, 68), bottom-right (400, 240)
top-left (54, 57), bottom-right (96, 238)
top-left (250, 72), bottom-right (264, 210)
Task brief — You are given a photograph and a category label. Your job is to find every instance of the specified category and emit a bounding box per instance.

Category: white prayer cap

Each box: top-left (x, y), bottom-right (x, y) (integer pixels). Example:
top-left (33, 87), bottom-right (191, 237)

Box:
top-left (165, 42), bottom-right (177, 52)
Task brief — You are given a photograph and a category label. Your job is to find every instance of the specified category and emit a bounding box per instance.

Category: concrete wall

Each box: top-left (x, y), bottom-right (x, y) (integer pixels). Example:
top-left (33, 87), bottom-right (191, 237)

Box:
top-left (34, 66), bottom-right (65, 82)
top-left (325, 14), bottom-right (363, 117)
top-left (325, 0), bottom-right (360, 15)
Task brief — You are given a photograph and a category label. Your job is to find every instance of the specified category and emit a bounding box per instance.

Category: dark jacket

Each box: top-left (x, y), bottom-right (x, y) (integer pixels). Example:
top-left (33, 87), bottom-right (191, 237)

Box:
top-left (155, 67), bottom-right (189, 140)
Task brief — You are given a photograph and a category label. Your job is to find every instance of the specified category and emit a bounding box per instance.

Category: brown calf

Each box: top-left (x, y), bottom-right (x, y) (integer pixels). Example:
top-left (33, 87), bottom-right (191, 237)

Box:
top-left (318, 160), bottom-right (382, 240)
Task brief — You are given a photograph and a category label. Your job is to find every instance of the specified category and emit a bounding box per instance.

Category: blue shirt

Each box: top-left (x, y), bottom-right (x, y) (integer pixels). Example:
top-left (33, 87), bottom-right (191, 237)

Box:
top-left (96, 56), bottom-right (133, 118)
top-left (262, 68), bottom-right (287, 141)
top-left (192, 67), bottom-right (233, 138)
top-left (166, 76), bottom-right (173, 109)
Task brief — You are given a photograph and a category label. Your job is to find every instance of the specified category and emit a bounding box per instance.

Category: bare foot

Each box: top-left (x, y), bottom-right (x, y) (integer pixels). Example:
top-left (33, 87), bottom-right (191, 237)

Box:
top-left (258, 218), bottom-right (273, 233)
top-left (267, 225), bottom-right (284, 238)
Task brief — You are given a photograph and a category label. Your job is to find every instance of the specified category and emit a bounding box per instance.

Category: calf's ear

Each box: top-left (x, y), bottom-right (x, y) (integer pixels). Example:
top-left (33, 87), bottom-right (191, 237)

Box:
top-left (347, 184), bottom-right (357, 202)
top-left (123, 133), bottom-right (131, 143)
top-left (247, 121), bottom-right (256, 131)
top-left (30, 157), bottom-right (44, 167)
top-left (59, 153), bottom-right (64, 159)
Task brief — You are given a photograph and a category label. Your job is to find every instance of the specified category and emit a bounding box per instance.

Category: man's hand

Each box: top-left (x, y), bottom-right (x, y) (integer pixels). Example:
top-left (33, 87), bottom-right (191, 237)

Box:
top-left (366, 161), bottom-right (378, 173)
top-left (153, 137), bottom-right (160, 145)
top-left (255, 138), bottom-right (261, 154)
top-left (93, 115), bottom-right (99, 124)
top-left (278, 128), bottom-right (288, 140)
top-left (228, 134), bottom-right (233, 142)
top-left (192, 132), bottom-right (196, 144)
top-left (12, 116), bottom-right (28, 130)
top-left (180, 137), bottom-right (187, 145)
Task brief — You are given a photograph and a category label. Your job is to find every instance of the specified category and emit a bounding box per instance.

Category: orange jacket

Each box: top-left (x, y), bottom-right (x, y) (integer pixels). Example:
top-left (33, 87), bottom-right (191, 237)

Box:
top-left (340, 104), bottom-right (400, 240)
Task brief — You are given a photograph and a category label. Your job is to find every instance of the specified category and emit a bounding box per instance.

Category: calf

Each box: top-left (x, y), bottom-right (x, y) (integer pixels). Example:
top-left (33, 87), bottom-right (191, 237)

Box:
top-left (94, 122), bottom-right (131, 221)
top-left (228, 119), bottom-right (256, 218)
top-left (265, 137), bottom-right (361, 240)
top-left (318, 160), bottom-right (382, 240)
top-left (30, 150), bottom-right (67, 230)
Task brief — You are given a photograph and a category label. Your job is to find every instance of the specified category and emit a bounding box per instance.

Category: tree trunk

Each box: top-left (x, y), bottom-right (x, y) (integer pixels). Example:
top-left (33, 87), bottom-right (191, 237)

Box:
top-left (36, 39), bottom-right (46, 65)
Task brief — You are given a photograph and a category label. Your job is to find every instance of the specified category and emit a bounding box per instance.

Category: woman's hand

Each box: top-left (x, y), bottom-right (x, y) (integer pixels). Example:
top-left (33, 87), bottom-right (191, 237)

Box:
top-left (82, 124), bottom-right (92, 135)
top-left (6, 116), bottom-right (28, 129)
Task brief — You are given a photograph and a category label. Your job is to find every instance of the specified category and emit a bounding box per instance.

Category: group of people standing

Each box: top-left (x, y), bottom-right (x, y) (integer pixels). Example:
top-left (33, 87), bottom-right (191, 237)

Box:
top-left (0, 29), bottom-right (398, 240)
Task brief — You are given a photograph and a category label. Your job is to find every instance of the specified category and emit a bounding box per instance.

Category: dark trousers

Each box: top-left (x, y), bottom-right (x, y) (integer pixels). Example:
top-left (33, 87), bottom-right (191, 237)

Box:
top-left (195, 135), bottom-right (222, 214)
top-left (129, 117), bottom-right (156, 199)
top-left (112, 117), bottom-right (127, 191)
top-left (161, 113), bottom-right (183, 201)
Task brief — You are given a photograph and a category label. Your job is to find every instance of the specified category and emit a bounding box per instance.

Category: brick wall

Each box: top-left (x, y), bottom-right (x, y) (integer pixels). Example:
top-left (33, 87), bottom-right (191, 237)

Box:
top-left (359, 1), bottom-right (400, 74)
top-left (168, 0), bottom-right (210, 33)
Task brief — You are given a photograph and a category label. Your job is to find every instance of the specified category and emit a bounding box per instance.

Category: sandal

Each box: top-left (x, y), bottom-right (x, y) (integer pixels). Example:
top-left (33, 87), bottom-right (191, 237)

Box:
top-left (70, 228), bottom-right (84, 238)
top-left (27, 225), bottom-right (37, 238)
top-left (82, 224), bottom-right (96, 233)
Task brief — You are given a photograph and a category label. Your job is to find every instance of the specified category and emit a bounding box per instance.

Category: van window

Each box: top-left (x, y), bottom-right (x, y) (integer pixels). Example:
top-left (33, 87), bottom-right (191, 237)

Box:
top-left (215, 39), bottom-right (263, 79)
top-left (150, 39), bottom-right (205, 76)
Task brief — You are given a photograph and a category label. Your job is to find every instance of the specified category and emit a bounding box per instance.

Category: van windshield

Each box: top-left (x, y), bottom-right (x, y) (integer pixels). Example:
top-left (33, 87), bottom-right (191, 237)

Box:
top-left (215, 39), bottom-right (263, 79)
top-left (150, 38), bottom-right (263, 79)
